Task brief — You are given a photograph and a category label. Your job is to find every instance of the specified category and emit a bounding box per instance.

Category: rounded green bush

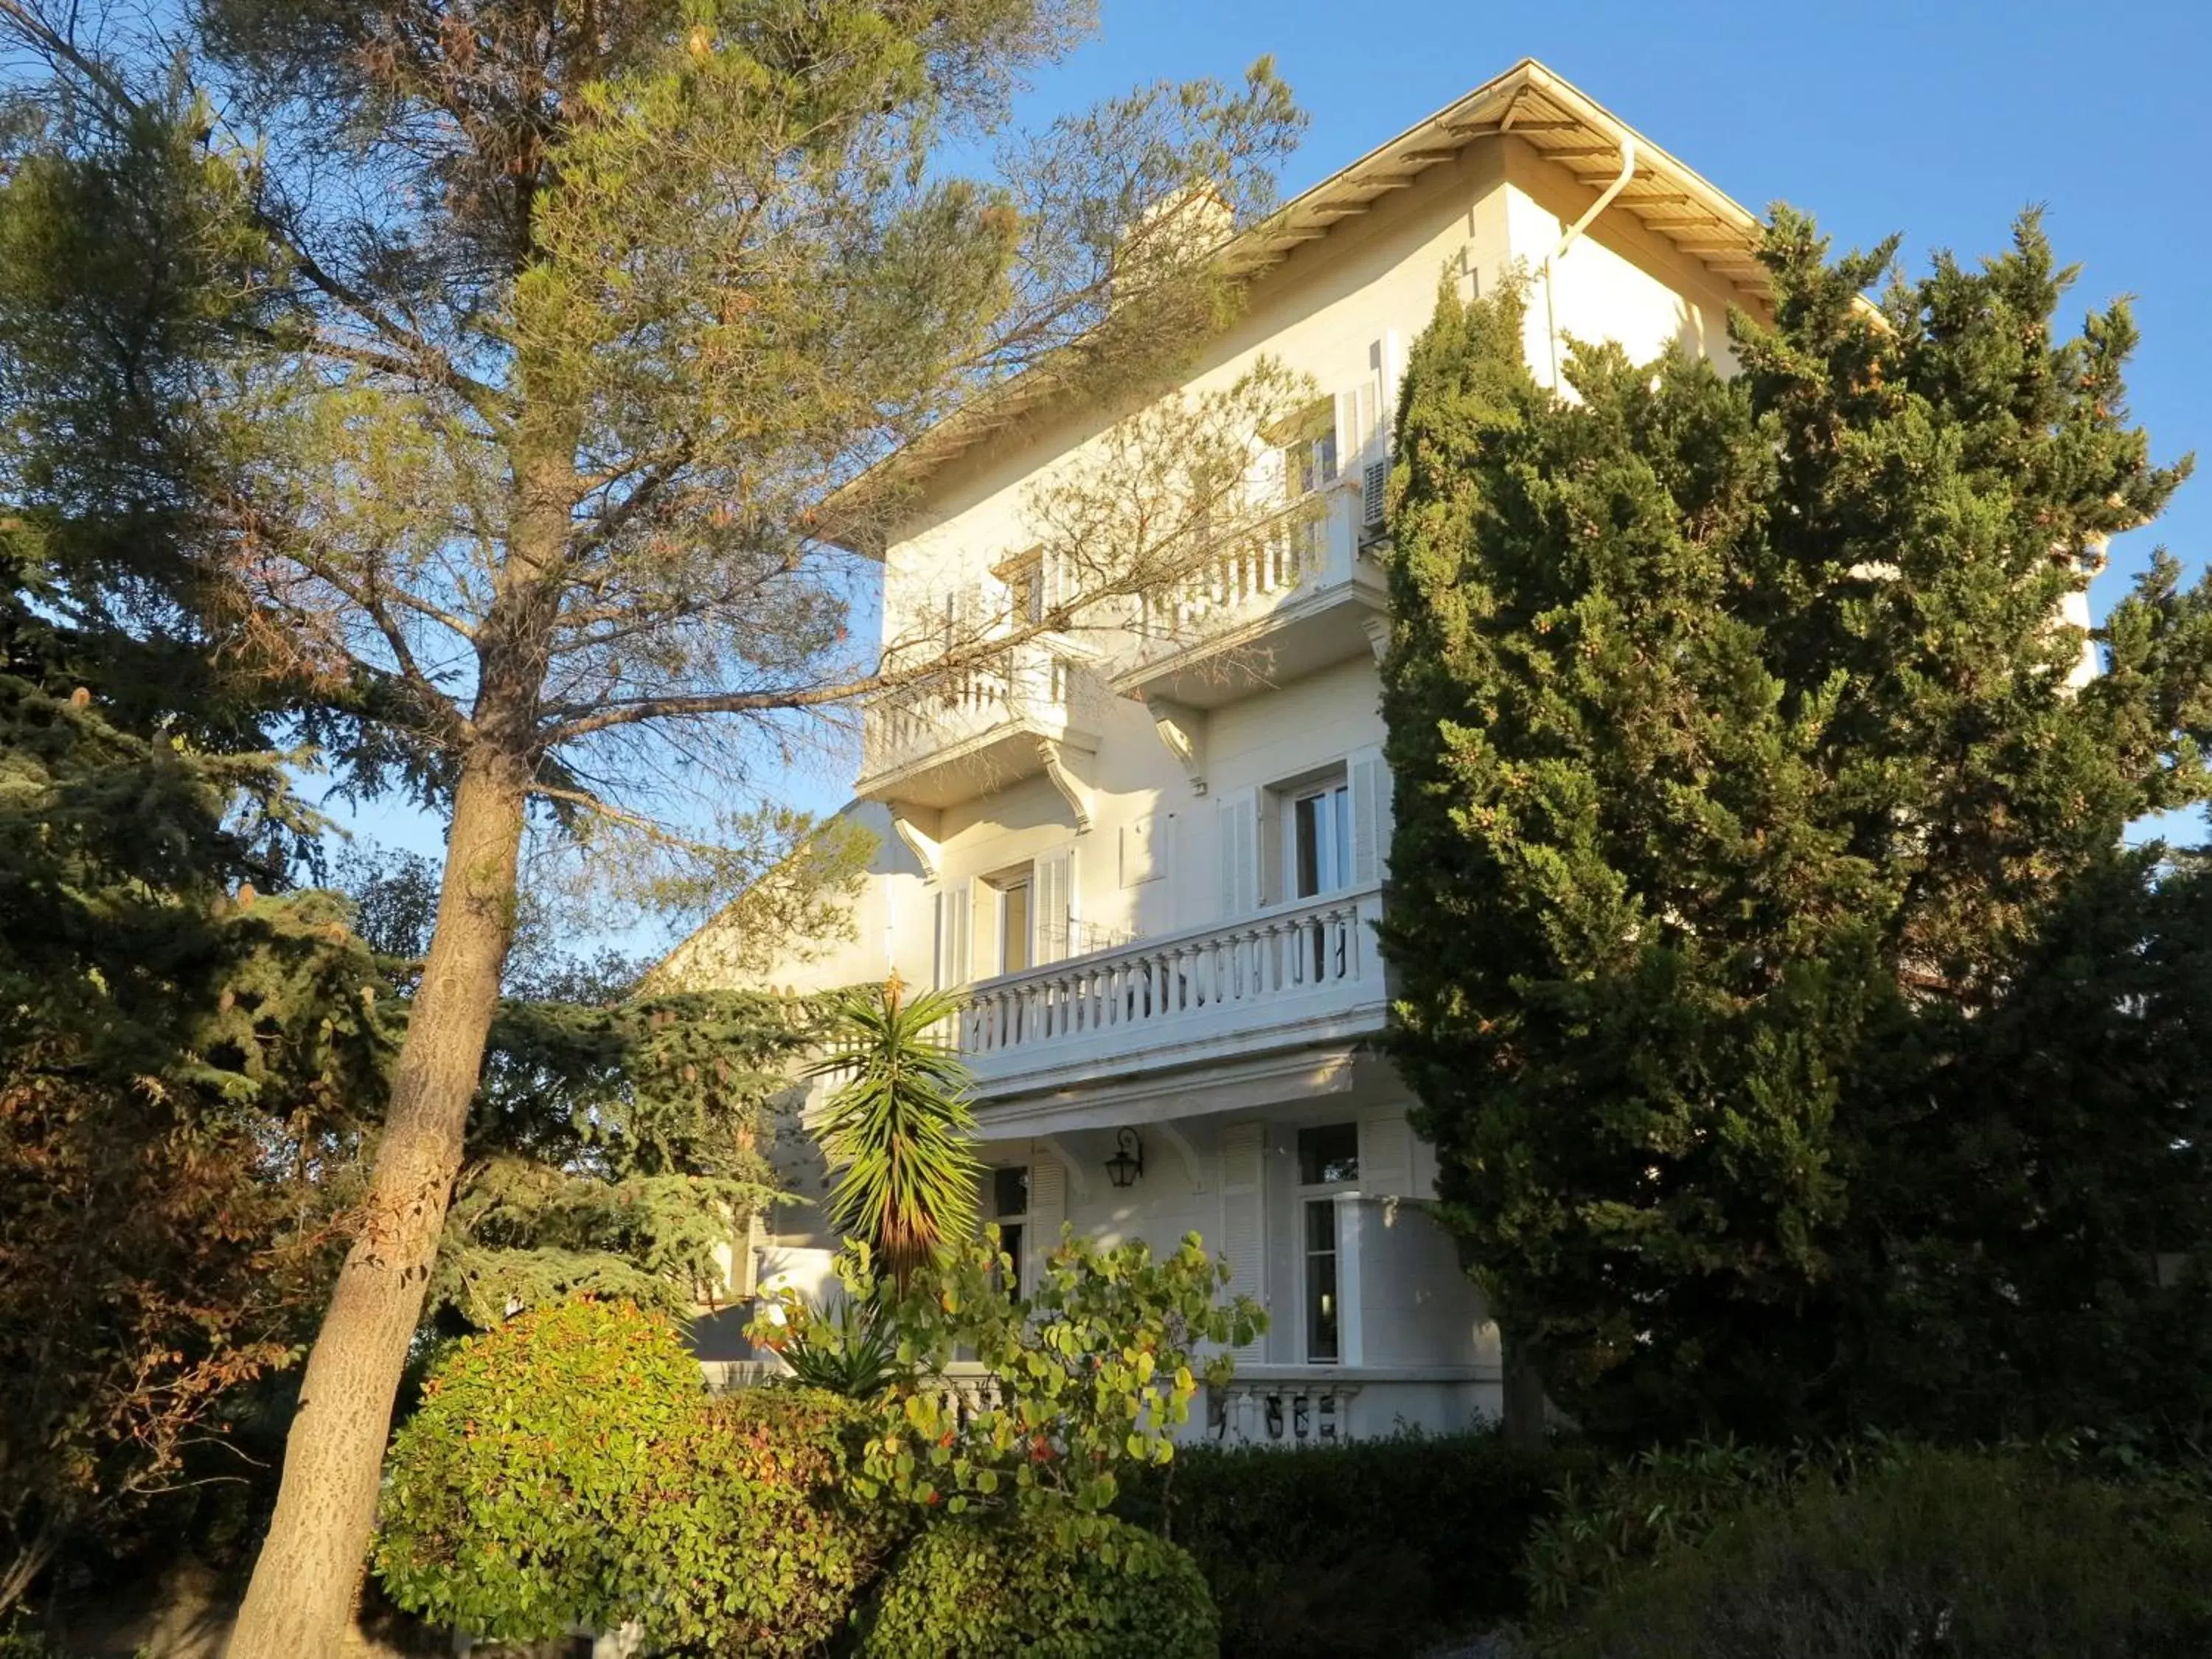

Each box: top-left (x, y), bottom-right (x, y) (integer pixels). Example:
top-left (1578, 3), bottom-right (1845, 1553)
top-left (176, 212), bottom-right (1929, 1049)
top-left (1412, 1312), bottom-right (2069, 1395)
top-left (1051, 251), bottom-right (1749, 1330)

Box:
top-left (857, 1511), bottom-right (1220, 1659)
top-left (631, 1385), bottom-right (908, 1658)
top-left (372, 1298), bottom-right (702, 1644)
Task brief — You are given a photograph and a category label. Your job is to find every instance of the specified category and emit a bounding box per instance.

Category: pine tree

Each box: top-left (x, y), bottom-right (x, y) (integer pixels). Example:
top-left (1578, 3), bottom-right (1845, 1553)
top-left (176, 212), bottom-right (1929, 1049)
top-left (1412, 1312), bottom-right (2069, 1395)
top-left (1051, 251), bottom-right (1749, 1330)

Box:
top-left (1, 9), bottom-right (1311, 1641)
top-left (1379, 214), bottom-right (2212, 1442)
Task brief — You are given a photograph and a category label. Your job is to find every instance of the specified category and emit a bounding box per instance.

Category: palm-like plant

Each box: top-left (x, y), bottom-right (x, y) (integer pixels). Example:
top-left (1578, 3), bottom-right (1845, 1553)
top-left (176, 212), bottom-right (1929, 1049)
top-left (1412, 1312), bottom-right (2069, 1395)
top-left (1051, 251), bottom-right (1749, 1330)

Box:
top-left (810, 976), bottom-right (981, 1291)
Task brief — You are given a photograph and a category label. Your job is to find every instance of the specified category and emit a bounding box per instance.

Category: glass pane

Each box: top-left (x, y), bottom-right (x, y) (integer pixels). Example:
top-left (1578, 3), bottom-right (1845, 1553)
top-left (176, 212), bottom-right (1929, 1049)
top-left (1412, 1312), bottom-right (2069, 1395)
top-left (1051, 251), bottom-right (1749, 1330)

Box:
top-left (1294, 795), bottom-right (1321, 899)
top-left (1298, 1123), bottom-right (1360, 1186)
top-left (992, 1165), bottom-right (1029, 1220)
top-left (1001, 880), bottom-right (1031, 974)
top-left (1001, 1222), bottom-right (1024, 1296)
top-left (1332, 785), bottom-right (1352, 889)
top-left (1317, 428), bottom-right (1338, 485)
top-left (1305, 1196), bottom-right (1338, 1251)
top-left (1304, 1204), bottom-right (1339, 1364)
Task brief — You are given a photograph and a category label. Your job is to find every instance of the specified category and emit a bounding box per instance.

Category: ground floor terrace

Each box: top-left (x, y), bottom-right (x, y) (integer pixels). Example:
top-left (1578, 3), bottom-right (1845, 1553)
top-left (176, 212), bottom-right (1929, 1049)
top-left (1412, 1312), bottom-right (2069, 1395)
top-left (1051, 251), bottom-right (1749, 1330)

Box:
top-left (698, 1048), bottom-right (1503, 1445)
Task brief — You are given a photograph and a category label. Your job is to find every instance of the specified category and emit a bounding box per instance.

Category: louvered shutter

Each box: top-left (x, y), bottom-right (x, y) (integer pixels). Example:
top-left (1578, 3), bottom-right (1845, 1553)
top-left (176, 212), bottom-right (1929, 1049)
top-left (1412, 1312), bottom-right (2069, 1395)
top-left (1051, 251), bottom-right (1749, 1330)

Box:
top-left (936, 880), bottom-right (972, 989)
top-left (1026, 1155), bottom-right (1066, 1294)
top-left (1217, 1121), bottom-right (1267, 1360)
top-left (1360, 333), bottom-right (1402, 536)
top-left (1349, 746), bottom-right (1394, 888)
top-left (1217, 787), bottom-right (1260, 919)
top-left (1360, 1113), bottom-right (1413, 1199)
top-left (1034, 847), bottom-right (1077, 963)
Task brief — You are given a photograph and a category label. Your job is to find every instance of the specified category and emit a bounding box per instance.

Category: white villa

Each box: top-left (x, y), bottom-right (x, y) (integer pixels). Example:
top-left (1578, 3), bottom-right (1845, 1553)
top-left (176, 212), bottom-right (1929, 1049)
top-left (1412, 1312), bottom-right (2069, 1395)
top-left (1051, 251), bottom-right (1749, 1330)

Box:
top-left (669, 58), bottom-right (1858, 1444)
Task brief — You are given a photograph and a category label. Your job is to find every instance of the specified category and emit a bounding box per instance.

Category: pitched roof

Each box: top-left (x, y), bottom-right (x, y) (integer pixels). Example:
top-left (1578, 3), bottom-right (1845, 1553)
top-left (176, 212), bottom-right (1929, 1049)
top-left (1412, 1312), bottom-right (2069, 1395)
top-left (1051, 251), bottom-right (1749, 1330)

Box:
top-left (836, 58), bottom-right (1769, 552)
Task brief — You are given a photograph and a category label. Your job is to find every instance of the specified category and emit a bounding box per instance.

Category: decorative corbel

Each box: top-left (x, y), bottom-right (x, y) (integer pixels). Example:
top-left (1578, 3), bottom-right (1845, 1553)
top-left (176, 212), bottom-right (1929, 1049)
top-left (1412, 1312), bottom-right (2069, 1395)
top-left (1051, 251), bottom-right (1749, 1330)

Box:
top-left (1037, 738), bottom-right (1095, 834)
top-left (1153, 1120), bottom-right (1207, 1194)
top-left (888, 804), bottom-right (942, 883)
top-left (1147, 698), bottom-right (1208, 796)
top-left (1361, 615), bottom-right (1391, 664)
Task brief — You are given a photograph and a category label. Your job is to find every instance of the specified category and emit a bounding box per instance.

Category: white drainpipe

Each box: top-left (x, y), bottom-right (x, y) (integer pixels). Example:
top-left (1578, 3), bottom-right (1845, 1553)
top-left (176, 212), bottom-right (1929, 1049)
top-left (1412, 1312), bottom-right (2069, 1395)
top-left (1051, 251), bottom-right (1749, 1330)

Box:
top-left (1543, 134), bottom-right (1636, 389)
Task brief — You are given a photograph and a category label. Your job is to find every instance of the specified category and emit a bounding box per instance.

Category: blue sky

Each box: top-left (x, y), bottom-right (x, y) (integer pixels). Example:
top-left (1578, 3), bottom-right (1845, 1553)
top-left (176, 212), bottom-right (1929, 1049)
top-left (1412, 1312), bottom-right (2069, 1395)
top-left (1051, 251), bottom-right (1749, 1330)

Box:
top-left (339, 0), bottom-right (2212, 875)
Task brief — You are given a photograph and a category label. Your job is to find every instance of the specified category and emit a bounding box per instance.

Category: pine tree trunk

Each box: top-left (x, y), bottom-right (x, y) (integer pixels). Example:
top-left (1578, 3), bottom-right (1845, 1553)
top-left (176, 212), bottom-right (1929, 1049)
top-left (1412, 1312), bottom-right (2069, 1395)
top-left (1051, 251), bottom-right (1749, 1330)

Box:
top-left (226, 749), bottom-right (528, 1659)
top-left (1501, 1331), bottom-right (1549, 1448)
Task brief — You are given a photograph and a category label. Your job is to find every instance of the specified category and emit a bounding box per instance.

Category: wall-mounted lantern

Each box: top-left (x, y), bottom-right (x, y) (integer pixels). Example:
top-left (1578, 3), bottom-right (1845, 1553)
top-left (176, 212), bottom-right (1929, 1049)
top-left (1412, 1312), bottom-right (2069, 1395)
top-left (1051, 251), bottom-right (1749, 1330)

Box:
top-left (1105, 1127), bottom-right (1145, 1189)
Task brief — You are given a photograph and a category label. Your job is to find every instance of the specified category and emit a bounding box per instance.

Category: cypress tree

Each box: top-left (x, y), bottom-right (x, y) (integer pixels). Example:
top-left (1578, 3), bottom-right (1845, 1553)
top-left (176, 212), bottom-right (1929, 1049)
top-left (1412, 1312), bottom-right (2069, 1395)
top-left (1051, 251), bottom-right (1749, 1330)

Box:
top-left (1380, 212), bottom-right (2212, 1441)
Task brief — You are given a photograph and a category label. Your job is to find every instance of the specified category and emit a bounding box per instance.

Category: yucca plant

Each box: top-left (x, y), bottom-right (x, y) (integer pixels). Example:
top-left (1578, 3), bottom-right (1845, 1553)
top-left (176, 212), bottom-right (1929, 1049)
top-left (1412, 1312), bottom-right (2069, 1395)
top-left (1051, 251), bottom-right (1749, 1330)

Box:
top-left (810, 977), bottom-right (981, 1291)
top-left (764, 1288), bottom-right (910, 1400)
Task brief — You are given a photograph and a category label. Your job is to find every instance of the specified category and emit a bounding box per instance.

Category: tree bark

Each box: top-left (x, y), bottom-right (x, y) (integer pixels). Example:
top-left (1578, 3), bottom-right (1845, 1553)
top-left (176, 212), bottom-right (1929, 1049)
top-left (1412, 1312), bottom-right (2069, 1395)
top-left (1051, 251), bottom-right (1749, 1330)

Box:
top-left (226, 748), bottom-right (528, 1658)
top-left (1501, 1329), bottom-right (1550, 1448)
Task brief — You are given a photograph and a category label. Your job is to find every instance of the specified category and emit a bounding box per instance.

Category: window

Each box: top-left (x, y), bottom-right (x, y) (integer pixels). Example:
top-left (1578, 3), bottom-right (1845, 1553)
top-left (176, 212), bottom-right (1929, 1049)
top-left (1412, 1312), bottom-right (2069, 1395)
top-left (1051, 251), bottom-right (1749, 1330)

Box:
top-left (996, 873), bottom-right (1032, 975)
top-left (1276, 399), bottom-right (1339, 501)
top-left (1287, 782), bottom-right (1352, 900)
top-left (1304, 1197), bottom-right (1340, 1363)
top-left (990, 1165), bottom-right (1030, 1294)
top-left (1298, 1122), bottom-right (1360, 1186)
top-left (1297, 1124), bottom-right (1359, 1364)
top-left (997, 551), bottom-right (1045, 628)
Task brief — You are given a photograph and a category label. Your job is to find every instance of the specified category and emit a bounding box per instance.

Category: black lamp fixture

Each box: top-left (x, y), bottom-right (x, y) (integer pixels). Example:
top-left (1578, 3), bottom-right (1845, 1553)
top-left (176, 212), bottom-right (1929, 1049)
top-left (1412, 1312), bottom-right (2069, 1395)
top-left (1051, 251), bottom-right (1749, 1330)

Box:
top-left (1105, 1127), bottom-right (1145, 1189)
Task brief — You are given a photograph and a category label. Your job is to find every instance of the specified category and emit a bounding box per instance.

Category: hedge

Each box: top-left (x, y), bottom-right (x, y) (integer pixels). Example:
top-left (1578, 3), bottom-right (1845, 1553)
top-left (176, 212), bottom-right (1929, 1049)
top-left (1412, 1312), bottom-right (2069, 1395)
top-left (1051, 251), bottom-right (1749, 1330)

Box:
top-left (1117, 1429), bottom-right (1584, 1659)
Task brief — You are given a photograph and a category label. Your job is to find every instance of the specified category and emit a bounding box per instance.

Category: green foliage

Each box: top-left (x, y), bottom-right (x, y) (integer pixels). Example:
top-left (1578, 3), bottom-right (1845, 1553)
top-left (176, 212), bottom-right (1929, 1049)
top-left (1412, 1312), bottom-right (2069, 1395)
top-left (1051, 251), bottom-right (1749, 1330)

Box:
top-left (1547, 1447), bottom-right (2212, 1659)
top-left (373, 1299), bottom-right (703, 1644)
top-left (629, 1388), bottom-right (907, 1658)
top-left (378, 1301), bottom-right (907, 1655)
top-left (855, 1510), bottom-right (1220, 1659)
top-left (755, 1284), bottom-right (912, 1401)
top-left (442, 987), bottom-right (814, 1326)
top-left (1520, 1439), bottom-right (1812, 1617)
top-left (1380, 214), bottom-right (2212, 1441)
top-left (1118, 1430), bottom-right (1582, 1659)
top-left (833, 1229), bottom-right (1264, 1536)
top-left (0, 535), bottom-right (389, 1608)
top-left (809, 979), bottom-right (983, 1290)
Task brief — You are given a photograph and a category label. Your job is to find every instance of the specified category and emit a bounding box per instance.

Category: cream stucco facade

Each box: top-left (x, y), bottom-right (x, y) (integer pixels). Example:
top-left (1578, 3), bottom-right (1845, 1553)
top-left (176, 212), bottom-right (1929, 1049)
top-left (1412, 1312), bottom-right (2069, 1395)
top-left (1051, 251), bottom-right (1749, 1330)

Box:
top-left (669, 60), bottom-right (1791, 1443)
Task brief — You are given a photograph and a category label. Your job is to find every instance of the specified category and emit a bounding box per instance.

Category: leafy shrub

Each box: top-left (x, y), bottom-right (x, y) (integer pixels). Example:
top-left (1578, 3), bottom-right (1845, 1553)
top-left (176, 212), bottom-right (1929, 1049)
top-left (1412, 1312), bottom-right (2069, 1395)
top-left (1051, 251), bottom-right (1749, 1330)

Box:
top-left (808, 1230), bottom-right (1262, 1537)
top-left (1118, 1429), bottom-right (1583, 1659)
top-left (630, 1386), bottom-right (908, 1657)
top-left (1520, 1437), bottom-right (1807, 1615)
top-left (855, 1511), bottom-right (1219, 1659)
top-left (378, 1299), bottom-right (913, 1655)
top-left (1551, 1446), bottom-right (2212, 1659)
top-left (375, 1298), bottom-right (701, 1643)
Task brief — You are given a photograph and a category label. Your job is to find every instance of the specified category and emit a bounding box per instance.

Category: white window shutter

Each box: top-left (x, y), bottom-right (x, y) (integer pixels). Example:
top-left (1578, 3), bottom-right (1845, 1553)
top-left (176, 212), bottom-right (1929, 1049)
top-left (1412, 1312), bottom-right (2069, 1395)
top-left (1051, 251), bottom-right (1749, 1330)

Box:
top-left (1217, 1121), bottom-right (1267, 1360)
top-left (1034, 847), bottom-right (1077, 963)
top-left (1026, 1155), bottom-right (1067, 1293)
top-left (1349, 746), bottom-right (1394, 888)
top-left (1217, 787), bottom-right (1260, 919)
top-left (1360, 1113), bottom-right (1413, 1199)
top-left (936, 879), bottom-right (972, 988)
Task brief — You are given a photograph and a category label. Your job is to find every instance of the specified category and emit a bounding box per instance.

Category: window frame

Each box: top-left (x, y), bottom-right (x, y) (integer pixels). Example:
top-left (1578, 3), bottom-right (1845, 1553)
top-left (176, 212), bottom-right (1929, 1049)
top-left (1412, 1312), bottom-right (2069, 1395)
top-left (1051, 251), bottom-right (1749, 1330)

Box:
top-left (1294, 1122), bottom-right (1360, 1366)
top-left (987, 1163), bottom-right (1031, 1296)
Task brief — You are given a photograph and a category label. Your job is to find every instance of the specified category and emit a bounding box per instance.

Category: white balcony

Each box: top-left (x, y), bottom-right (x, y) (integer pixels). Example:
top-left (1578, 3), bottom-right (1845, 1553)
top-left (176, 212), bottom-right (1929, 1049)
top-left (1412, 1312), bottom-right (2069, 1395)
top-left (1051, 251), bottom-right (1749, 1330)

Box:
top-left (857, 640), bottom-right (1105, 810)
top-left (956, 886), bottom-right (1388, 1104)
top-left (1113, 485), bottom-right (1386, 710)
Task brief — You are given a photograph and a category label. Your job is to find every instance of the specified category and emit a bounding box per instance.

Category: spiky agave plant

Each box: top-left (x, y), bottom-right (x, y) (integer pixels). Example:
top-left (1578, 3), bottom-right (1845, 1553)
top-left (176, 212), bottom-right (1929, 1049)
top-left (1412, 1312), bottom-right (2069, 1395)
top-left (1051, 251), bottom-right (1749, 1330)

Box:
top-left (809, 976), bottom-right (981, 1292)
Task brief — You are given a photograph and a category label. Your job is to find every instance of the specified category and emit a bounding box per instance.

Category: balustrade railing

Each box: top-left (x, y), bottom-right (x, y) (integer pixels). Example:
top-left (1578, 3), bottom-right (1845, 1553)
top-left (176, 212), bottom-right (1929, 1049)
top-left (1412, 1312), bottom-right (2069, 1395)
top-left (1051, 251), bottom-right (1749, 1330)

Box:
top-left (859, 641), bottom-right (1086, 783)
top-left (959, 888), bottom-right (1378, 1062)
top-left (1135, 498), bottom-right (1335, 655)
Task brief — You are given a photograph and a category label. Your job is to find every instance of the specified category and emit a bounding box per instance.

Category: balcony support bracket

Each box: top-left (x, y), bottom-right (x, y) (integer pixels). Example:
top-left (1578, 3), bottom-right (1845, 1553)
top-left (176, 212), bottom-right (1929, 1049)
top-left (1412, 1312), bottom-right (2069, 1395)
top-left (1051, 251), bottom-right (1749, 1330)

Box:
top-left (1154, 1121), bottom-right (1208, 1194)
top-left (1362, 616), bottom-right (1391, 664)
top-left (1148, 699), bottom-right (1208, 796)
top-left (1037, 738), bottom-right (1095, 834)
top-left (888, 804), bottom-right (942, 883)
